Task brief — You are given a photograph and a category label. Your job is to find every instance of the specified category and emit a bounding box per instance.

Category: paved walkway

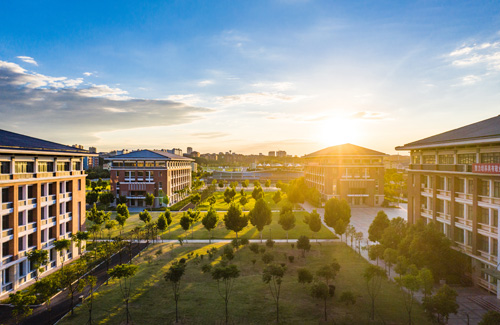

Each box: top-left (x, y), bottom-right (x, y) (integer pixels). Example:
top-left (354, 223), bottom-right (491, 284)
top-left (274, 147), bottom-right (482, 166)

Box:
top-left (299, 202), bottom-right (499, 325)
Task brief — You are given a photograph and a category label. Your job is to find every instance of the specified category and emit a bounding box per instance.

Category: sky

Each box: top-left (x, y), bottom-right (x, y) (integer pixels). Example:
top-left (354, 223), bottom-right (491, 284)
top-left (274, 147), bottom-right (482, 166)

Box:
top-left (0, 1), bottom-right (499, 156)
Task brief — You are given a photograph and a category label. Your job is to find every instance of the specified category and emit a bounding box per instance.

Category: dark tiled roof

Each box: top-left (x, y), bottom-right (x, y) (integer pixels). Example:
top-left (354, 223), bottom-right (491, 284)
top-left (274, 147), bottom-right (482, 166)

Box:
top-left (107, 149), bottom-right (193, 161)
top-left (304, 143), bottom-right (387, 158)
top-left (397, 115), bottom-right (500, 149)
top-left (0, 129), bottom-right (89, 154)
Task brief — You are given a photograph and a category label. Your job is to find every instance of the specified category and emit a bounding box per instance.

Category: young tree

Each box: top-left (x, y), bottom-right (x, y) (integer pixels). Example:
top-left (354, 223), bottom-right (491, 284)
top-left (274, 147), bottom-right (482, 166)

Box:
top-left (180, 214), bottom-right (192, 240)
top-left (9, 291), bottom-right (36, 324)
top-left (186, 209), bottom-right (201, 239)
top-left (116, 203), bottom-right (130, 219)
top-left (164, 260), bottom-right (187, 323)
top-left (239, 195), bottom-right (248, 207)
top-left (33, 277), bottom-right (59, 324)
top-left (253, 180), bottom-right (261, 187)
top-left (316, 260), bottom-right (341, 286)
top-left (78, 275), bottom-right (97, 325)
top-left (157, 213), bottom-right (168, 235)
top-left (304, 210), bottom-right (322, 242)
top-left (278, 210), bottom-right (295, 242)
top-left (73, 231), bottom-right (89, 255)
top-left (208, 195), bottom-right (217, 206)
top-left (383, 248), bottom-right (398, 276)
top-left (191, 193), bottom-right (201, 207)
top-left (364, 265), bottom-right (387, 321)
top-left (297, 235), bottom-right (311, 257)
top-left (479, 311), bottom-right (500, 325)
top-left (139, 210), bottom-right (152, 224)
top-left (54, 239), bottom-right (71, 273)
top-left (99, 191), bottom-right (115, 209)
top-left (145, 193), bottom-right (155, 209)
top-left (397, 272), bottom-right (421, 325)
top-left (164, 209), bottom-right (173, 238)
top-left (162, 195), bottom-right (170, 207)
top-left (117, 195), bottom-right (128, 204)
top-left (297, 268), bottom-right (313, 284)
top-left (105, 219), bottom-right (118, 240)
top-left (355, 232), bottom-right (363, 255)
top-left (272, 190), bottom-right (282, 204)
top-left (346, 225), bottom-right (356, 248)
top-left (211, 264), bottom-right (240, 325)
top-left (108, 264), bottom-right (139, 324)
top-left (26, 249), bottom-right (48, 281)
top-left (419, 267), bottom-right (434, 299)
top-left (60, 260), bottom-right (85, 316)
top-left (243, 179), bottom-right (249, 188)
top-left (324, 198), bottom-right (351, 241)
top-left (249, 198), bottom-right (272, 242)
top-left (224, 203), bottom-right (248, 239)
top-left (251, 186), bottom-right (263, 200)
top-left (394, 255), bottom-right (410, 280)
top-left (368, 244), bottom-right (385, 266)
top-left (423, 284), bottom-right (458, 324)
top-left (368, 210), bottom-right (390, 243)
top-left (311, 281), bottom-right (330, 321)
top-left (262, 263), bottom-right (286, 323)
top-left (202, 207), bottom-right (219, 243)
top-left (265, 179), bottom-right (271, 187)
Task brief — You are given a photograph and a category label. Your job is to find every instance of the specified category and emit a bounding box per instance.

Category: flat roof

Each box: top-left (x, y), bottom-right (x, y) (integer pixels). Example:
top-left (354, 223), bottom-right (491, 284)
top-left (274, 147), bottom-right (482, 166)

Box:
top-left (396, 115), bottom-right (500, 150)
top-left (0, 129), bottom-right (91, 156)
top-left (303, 143), bottom-right (387, 158)
top-left (107, 149), bottom-right (194, 161)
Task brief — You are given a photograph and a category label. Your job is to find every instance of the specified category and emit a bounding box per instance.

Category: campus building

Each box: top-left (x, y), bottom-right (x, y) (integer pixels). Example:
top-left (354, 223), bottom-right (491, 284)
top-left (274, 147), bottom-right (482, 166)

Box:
top-left (303, 143), bottom-right (386, 206)
top-left (107, 150), bottom-right (193, 208)
top-left (0, 130), bottom-right (91, 297)
top-left (396, 115), bottom-right (500, 297)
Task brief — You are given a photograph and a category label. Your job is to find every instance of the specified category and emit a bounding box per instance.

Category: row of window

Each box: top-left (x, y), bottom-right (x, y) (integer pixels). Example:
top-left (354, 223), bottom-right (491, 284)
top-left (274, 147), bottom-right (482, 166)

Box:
top-left (112, 160), bottom-right (191, 168)
top-left (419, 175), bottom-right (500, 197)
top-left (0, 161), bottom-right (81, 174)
top-left (414, 152), bottom-right (500, 165)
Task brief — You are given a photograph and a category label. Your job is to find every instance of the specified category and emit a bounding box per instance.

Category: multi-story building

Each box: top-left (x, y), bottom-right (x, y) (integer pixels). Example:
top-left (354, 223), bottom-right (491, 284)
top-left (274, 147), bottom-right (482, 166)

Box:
top-left (187, 147), bottom-right (193, 155)
top-left (396, 115), bottom-right (500, 297)
top-left (268, 151), bottom-right (276, 157)
top-left (303, 143), bottom-right (386, 206)
top-left (0, 130), bottom-right (91, 297)
top-left (167, 148), bottom-right (183, 156)
top-left (277, 150), bottom-right (287, 157)
top-left (107, 150), bottom-right (193, 207)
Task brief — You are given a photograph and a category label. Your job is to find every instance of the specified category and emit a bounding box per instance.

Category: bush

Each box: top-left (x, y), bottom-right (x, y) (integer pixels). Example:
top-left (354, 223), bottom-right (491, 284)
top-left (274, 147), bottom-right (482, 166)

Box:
top-left (288, 256), bottom-right (295, 263)
top-left (266, 239), bottom-right (275, 248)
top-left (297, 268), bottom-right (313, 284)
top-left (340, 291), bottom-right (356, 306)
top-left (259, 247), bottom-right (266, 254)
top-left (262, 252), bottom-right (274, 264)
top-left (222, 246), bottom-right (234, 261)
top-left (249, 243), bottom-right (259, 254)
top-left (240, 238), bottom-right (249, 245)
top-left (231, 239), bottom-right (240, 249)
top-left (252, 259), bottom-right (257, 265)
top-left (291, 243), bottom-right (295, 249)
top-left (201, 264), bottom-right (212, 274)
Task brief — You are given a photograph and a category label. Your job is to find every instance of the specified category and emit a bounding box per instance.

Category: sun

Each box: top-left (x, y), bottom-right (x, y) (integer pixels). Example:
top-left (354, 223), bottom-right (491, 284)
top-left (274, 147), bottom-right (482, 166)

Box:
top-left (317, 118), bottom-right (361, 147)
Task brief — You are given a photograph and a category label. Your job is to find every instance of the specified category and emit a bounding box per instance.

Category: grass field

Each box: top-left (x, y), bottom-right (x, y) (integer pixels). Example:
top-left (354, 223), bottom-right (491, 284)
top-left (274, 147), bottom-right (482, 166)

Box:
top-left (91, 210), bottom-right (336, 240)
top-left (59, 242), bottom-right (431, 324)
top-left (197, 190), bottom-right (290, 211)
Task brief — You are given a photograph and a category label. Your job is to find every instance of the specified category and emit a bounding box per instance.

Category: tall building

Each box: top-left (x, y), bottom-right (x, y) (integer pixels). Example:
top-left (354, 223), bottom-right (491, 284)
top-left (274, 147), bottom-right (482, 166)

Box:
top-left (303, 143), bottom-right (386, 206)
top-left (167, 148), bottom-right (183, 156)
top-left (187, 147), bottom-right (193, 155)
top-left (107, 150), bottom-right (193, 207)
top-left (268, 151), bottom-right (276, 157)
top-left (396, 115), bottom-right (500, 297)
top-left (277, 150), bottom-right (287, 157)
top-left (0, 130), bottom-right (91, 297)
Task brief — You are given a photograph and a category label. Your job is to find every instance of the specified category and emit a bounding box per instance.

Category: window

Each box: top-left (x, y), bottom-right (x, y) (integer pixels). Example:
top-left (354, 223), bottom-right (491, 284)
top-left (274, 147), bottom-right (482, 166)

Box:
top-left (480, 179), bottom-right (490, 196)
top-left (56, 162), bottom-right (69, 171)
top-left (0, 161), bottom-right (10, 174)
top-left (467, 205), bottom-right (473, 220)
top-left (124, 161), bottom-right (135, 167)
top-left (458, 154), bottom-right (476, 164)
top-left (467, 179), bottom-right (474, 195)
top-left (19, 261), bottom-right (26, 277)
top-left (479, 208), bottom-right (489, 224)
top-left (72, 161), bottom-right (81, 170)
top-left (2, 188), bottom-right (9, 202)
top-left (454, 227), bottom-right (464, 244)
top-left (439, 154), bottom-right (454, 164)
top-left (18, 187), bottom-right (23, 200)
top-left (157, 161), bottom-right (166, 167)
top-left (423, 155), bottom-right (436, 164)
top-left (478, 234), bottom-right (489, 252)
top-left (437, 199), bottom-right (444, 213)
top-left (145, 161), bottom-right (155, 167)
top-left (137, 161), bottom-right (145, 167)
top-left (18, 237), bottom-right (24, 252)
top-left (37, 162), bottom-right (54, 172)
top-left (481, 153), bottom-right (500, 163)
top-left (78, 179), bottom-right (81, 191)
top-left (457, 178), bottom-right (465, 193)
top-left (116, 171), bottom-right (120, 177)
top-left (437, 177), bottom-right (445, 190)
top-left (493, 210), bottom-right (498, 227)
top-left (14, 161), bottom-right (34, 173)
top-left (455, 203), bottom-right (465, 218)
top-left (467, 231), bottom-right (473, 246)
top-left (494, 182), bottom-right (500, 198)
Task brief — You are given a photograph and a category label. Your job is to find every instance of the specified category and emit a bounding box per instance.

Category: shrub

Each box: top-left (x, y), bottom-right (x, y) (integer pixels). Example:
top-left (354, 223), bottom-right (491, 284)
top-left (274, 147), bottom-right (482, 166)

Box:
top-left (297, 268), bottom-right (313, 284)
top-left (340, 291), bottom-right (356, 306)
top-left (252, 259), bottom-right (257, 265)
top-left (223, 246), bottom-right (234, 261)
top-left (288, 256), bottom-right (295, 263)
top-left (291, 243), bottom-right (295, 249)
top-left (231, 239), bottom-right (240, 249)
top-left (259, 247), bottom-right (266, 254)
top-left (249, 243), bottom-right (259, 254)
top-left (262, 252), bottom-right (274, 264)
top-left (266, 239), bottom-right (275, 248)
top-left (201, 264), bottom-right (212, 274)
top-left (240, 238), bottom-right (249, 245)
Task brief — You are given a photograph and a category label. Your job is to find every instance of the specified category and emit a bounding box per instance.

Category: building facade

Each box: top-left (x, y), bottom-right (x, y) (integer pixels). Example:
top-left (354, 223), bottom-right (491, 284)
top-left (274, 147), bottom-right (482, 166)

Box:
top-left (0, 130), bottom-right (90, 297)
top-left (303, 144), bottom-right (386, 206)
top-left (396, 115), bottom-right (500, 297)
top-left (107, 150), bottom-right (193, 207)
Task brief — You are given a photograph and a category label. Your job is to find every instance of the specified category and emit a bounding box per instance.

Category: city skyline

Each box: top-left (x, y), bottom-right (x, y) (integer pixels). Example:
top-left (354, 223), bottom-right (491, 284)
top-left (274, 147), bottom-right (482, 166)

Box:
top-left (1, 1), bottom-right (499, 155)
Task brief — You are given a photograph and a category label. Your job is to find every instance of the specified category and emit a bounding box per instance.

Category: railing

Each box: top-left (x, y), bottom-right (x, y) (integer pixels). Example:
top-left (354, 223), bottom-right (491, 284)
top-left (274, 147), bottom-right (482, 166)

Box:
top-left (13, 173), bottom-right (35, 180)
top-left (455, 217), bottom-right (473, 227)
top-left (2, 228), bottom-right (13, 237)
top-left (456, 243), bottom-right (473, 254)
top-left (477, 250), bottom-right (497, 263)
top-left (0, 174), bottom-right (11, 181)
top-left (18, 225), bottom-right (27, 233)
top-left (478, 223), bottom-right (498, 234)
top-left (71, 170), bottom-right (83, 175)
top-left (37, 172), bottom-right (54, 178)
top-left (27, 222), bottom-right (36, 231)
top-left (2, 255), bottom-right (13, 265)
top-left (1, 202), bottom-right (13, 210)
top-left (59, 192), bottom-right (72, 200)
top-left (1, 282), bottom-right (13, 292)
top-left (55, 171), bottom-right (71, 177)
top-left (27, 198), bottom-right (36, 205)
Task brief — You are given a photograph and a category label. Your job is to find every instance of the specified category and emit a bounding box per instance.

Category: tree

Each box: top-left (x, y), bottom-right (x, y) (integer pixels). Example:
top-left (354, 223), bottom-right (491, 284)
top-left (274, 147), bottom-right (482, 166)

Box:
top-left (243, 179), bottom-right (249, 187)
top-left (33, 277), bottom-right (59, 324)
top-left (262, 263), bottom-right (286, 323)
top-left (73, 230), bottom-right (89, 255)
top-left (397, 272), bottom-right (421, 325)
top-left (186, 209), bottom-right (201, 239)
top-left (249, 198), bottom-right (272, 242)
top-left (86, 191), bottom-right (99, 205)
top-left (60, 260), bottom-right (85, 316)
top-left (304, 210), bottom-right (322, 241)
top-left (364, 264), bottom-right (387, 321)
top-left (99, 191), bottom-right (115, 209)
top-left (116, 203), bottom-right (130, 219)
top-left (355, 232), bottom-right (363, 255)
top-left (105, 220), bottom-right (118, 239)
top-left (380, 217), bottom-right (407, 250)
top-left (54, 239), bottom-right (71, 273)
top-left (164, 209), bottom-right (173, 238)
top-left (297, 235), bottom-right (311, 257)
top-left (211, 264), bottom-right (240, 325)
top-left (157, 213), bottom-right (168, 234)
top-left (316, 260), bottom-right (341, 286)
top-left (145, 193), bottom-right (155, 209)
top-left (251, 186), bottom-right (263, 200)
top-left (479, 311), bottom-right (500, 325)
top-left (346, 225), bottom-right (356, 248)
top-left (212, 179), bottom-right (218, 186)
top-left (9, 291), bottom-right (36, 324)
top-left (191, 193), bottom-right (201, 207)
top-left (162, 195), bottom-right (170, 207)
top-left (339, 291), bottom-right (357, 306)
top-left (224, 203), bottom-right (248, 239)
top-left (202, 207), bottom-right (219, 242)
top-left (383, 248), bottom-right (398, 276)
top-left (253, 180), bottom-right (260, 187)
top-left (116, 214), bottom-right (128, 235)
top-left (368, 244), bottom-right (385, 266)
top-left (324, 198), bottom-right (351, 241)
top-left (139, 210), bottom-right (152, 224)
top-left (265, 179), bottom-right (271, 187)
top-left (423, 284), bottom-right (458, 324)
top-left (395, 255), bottom-right (410, 279)
top-left (117, 195), bottom-right (128, 204)
top-left (26, 249), bottom-right (48, 281)
top-left (311, 281), bottom-right (330, 321)
top-left (208, 195), bottom-right (217, 206)
top-left (78, 275), bottom-right (97, 325)
top-left (297, 268), bottom-right (313, 284)
top-left (272, 190), bottom-right (282, 204)
top-left (108, 264), bottom-right (139, 324)
top-left (368, 210), bottom-right (390, 242)
top-left (278, 210), bottom-right (295, 242)
top-left (419, 267), bottom-right (434, 299)
top-left (164, 260), bottom-right (187, 323)
top-left (239, 195), bottom-right (248, 206)
top-left (180, 214), bottom-right (192, 239)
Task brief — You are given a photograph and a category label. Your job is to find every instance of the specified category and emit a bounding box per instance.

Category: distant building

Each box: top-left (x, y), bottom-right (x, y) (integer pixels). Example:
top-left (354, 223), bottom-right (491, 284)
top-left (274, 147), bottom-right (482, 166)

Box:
top-left (107, 150), bottom-right (193, 207)
top-left (187, 147), bottom-right (193, 155)
top-left (396, 115), bottom-right (500, 297)
top-left (167, 148), bottom-right (183, 156)
top-left (277, 150), bottom-right (287, 157)
top-left (0, 129), bottom-right (92, 297)
top-left (269, 151), bottom-right (276, 157)
top-left (88, 147), bottom-right (97, 154)
top-left (72, 144), bottom-right (84, 150)
top-left (191, 151), bottom-right (200, 158)
top-left (303, 143), bottom-right (386, 206)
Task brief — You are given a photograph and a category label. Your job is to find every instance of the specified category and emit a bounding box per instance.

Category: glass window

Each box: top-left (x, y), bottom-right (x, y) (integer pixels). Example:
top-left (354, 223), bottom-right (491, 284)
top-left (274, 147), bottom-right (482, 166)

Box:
top-left (15, 162), bottom-right (34, 173)
top-left (145, 161), bottom-right (155, 167)
top-left (56, 162), bottom-right (69, 171)
top-left (438, 154), bottom-right (454, 164)
top-left (72, 161), bottom-right (81, 170)
top-left (479, 207), bottom-right (489, 224)
top-left (0, 161), bottom-right (10, 174)
top-left (423, 155), bottom-right (436, 164)
top-left (454, 227), bottom-right (464, 243)
top-left (480, 179), bottom-right (490, 196)
top-left (38, 162), bottom-right (54, 172)
top-left (458, 154), bottom-right (476, 164)
top-left (494, 182), bottom-right (500, 198)
top-left (481, 153), bottom-right (500, 163)
top-left (455, 203), bottom-right (464, 218)
top-left (467, 179), bottom-right (474, 195)
top-left (137, 161), bottom-right (145, 167)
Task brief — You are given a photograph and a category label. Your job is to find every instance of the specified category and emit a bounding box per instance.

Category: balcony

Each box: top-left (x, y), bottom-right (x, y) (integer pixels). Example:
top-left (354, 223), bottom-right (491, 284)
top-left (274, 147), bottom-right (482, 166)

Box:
top-left (477, 250), bottom-right (498, 264)
top-left (59, 192), bottom-right (72, 200)
top-left (0, 174), bottom-right (11, 181)
top-left (455, 217), bottom-right (473, 228)
top-left (2, 255), bottom-right (13, 265)
top-left (478, 223), bottom-right (498, 235)
top-left (2, 228), bottom-right (13, 237)
top-left (55, 171), bottom-right (71, 177)
top-left (36, 172), bottom-right (54, 178)
top-left (71, 170), bottom-right (83, 176)
top-left (1, 282), bottom-right (13, 293)
top-left (12, 173), bottom-right (35, 180)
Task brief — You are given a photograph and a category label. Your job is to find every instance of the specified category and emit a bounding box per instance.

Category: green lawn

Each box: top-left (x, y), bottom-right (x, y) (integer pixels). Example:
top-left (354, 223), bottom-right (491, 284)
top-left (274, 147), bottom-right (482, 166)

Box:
top-left (197, 190), bottom-right (290, 211)
top-left (60, 242), bottom-right (431, 324)
top-left (90, 211), bottom-right (336, 240)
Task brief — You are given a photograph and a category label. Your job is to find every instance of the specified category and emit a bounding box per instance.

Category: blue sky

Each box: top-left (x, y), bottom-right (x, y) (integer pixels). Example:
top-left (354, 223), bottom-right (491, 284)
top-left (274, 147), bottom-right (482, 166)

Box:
top-left (1, 1), bottom-right (499, 155)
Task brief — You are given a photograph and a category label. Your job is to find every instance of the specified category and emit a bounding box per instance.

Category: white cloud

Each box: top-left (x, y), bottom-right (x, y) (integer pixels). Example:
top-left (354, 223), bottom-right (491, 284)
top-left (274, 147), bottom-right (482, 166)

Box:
top-left (16, 56), bottom-right (38, 66)
top-left (461, 75), bottom-right (481, 85)
top-left (198, 80), bottom-right (214, 87)
top-left (449, 40), bottom-right (500, 71)
top-left (251, 82), bottom-right (294, 91)
top-left (83, 72), bottom-right (93, 76)
top-left (351, 111), bottom-right (389, 120)
top-left (215, 92), bottom-right (306, 106)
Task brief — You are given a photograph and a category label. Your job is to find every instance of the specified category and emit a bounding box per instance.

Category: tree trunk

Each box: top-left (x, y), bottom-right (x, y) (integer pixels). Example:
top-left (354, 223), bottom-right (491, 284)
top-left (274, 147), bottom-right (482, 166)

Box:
top-left (126, 299), bottom-right (130, 324)
top-left (286, 231), bottom-right (288, 243)
top-left (260, 231), bottom-right (263, 243)
top-left (324, 297), bottom-right (327, 321)
top-left (175, 298), bottom-right (178, 323)
top-left (225, 298), bottom-right (229, 325)
top-left (276, 299), bottom-right (279, 323)
top-left (371, 298), bottom-right (375, 320)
